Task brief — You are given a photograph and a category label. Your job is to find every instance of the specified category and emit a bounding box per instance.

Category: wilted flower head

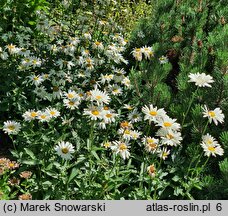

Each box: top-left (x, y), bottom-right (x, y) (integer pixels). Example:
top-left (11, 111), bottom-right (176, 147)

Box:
top-left (19, 193), bottom-right (32, 200)
top-left (20, 171), bottom-right (33, 179)
top-left (147, 164), bottom-right (156, 178)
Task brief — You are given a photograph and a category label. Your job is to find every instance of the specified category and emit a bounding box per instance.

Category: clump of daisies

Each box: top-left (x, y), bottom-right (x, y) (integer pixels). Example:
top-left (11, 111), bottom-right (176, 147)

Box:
top-left (142, 104), bottom-right (182, 160)
top-left (132, 46), bottom-right (154, 61)
top-left (22, 107), bottom-right (60, 122)
top-left (105, 104), bottom-right (182, 161)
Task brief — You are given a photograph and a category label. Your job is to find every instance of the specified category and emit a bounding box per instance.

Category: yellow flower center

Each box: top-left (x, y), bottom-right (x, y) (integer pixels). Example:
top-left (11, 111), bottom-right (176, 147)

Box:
top-left (106, 113), bottom-right (112, 118)
top-left (52, 86), bottom-right (59, 92)
top-left (8, 125), bottom-right (15, 131)
top-left (50, 111), bottom-right (56, 115)
top-left (120, 121), bottom-right (130, 128)
top-left (96, 95), bottom-right (102, 100)
top-left (33, 76), bottom-right (39, 81)
top-left (164, 122), bottom-right (172, 127)
top-left (61, 148), bottom-right (69, 154)
top-left (149, 143), bottom-right (157, 149)
top-left (133, 114), bottom-right (138, 119)
top-left (92, 110), bottom-right (100, 116)
top-left (40, 115), bottom-right (46, 119)
top-left (31, 112), bottom-right (37, 117)
top-left (124, 130), bottom-right (131, 135)
top-left (103, 106), bottom-right (109, 110)
top-left (119, 143), bottom-right (127, 151)
top-left (104, 142), bottom-right (111, 148)
top-left (149, 111), bottom-right (157, 116)
top-left (9, 163), bottom-right (15, 168)
top-left (166, 134), bottom-right (174, 139)
top-left (68, 101), bottom-right (75, 106)
top-left (208, 111), bottom-right (215, 118)
top-left (67, 93), bottom-right (74, 99)
top-left (95, 41), bottom-right (101, 46)
top-left (208, 146), bottom-right (215, 152)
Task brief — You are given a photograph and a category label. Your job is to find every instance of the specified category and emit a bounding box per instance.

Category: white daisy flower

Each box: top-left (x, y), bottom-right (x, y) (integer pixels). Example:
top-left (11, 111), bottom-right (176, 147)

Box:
top-left (6, 44), bottom-right (20, 55)
top-left (142, 136), bottom-right (159, 153)
top-left (128, 109), bottom-right (142, 123)
top-left (85, 57), bottom-right (94, 70)
top-left (110, 140), bottom-right (130, 160)
top-left (130, 130), bottom-right (141, 140)
top-left (90, 88), bottom-right (110, 105)
top-left (202, 105), bottom-right (225, 125)
top-left (157, 128), bottom-right (182, 146)
top-left (157, 147), bottom-right (170, 160)
top-left (100, 74), bottom-right (114, 84)
top-left (159, 55), bottom-right (168, 64)
top-left (92, 41), bottom-right (104, 50)
top-left (102, 141), bottom-right (112, 149)
top-left (141, 46), bottom-right (154, 59)
top-left (3, 121), bottom-right (21, 135)
top-left (121, 77), bottom-right (131, 88)
top-left (81, 49), bottom-right (90, 56)
top-left (202, 133), bottom-right (219, 146)
top-left (123, 104), bottom-right (134, 111)
top-left (63, 99), bottom-right (80, 110)
top-left (64, 90), bottom-right (79, 100)
top-left (201, 142), bottom-right (224, 157)
top-left (118, 128), bottom-right (132, 140)
top-left (84, 32), bottom-right (92, 40)
top-left (22, 110), bottom-right (38, 121)
top-left (142, 104), bottom-right (167, 123)
top-left (31, 57), bottom-right (42, 68)
top-left (102, 111), bottom-right (118, 124)
top-left (45, 108), bottom-right (60, 118)
top-left (54, 141), bottom-right (75, 160)
top-left (83, 106), bottom-right (104, 120)
top-left (109, 84), bottom-right (123, 96)
top-left (132, 48), bottom-right (143, 61)
top-left (37, 111), bottom-right (51, 122)
top-left (156, 116), bottom-right (181, 132)
top-left (29, 74), bottom-right (44, 86)
top-left (188, 72), bottom-right (214, 87)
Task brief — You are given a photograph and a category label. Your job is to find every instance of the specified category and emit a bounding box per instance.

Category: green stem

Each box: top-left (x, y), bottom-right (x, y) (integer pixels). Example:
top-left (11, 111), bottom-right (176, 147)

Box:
top-left (202, 120), bottom-right (209, 135)
top-left (181, 87), bottom-right (199, 127)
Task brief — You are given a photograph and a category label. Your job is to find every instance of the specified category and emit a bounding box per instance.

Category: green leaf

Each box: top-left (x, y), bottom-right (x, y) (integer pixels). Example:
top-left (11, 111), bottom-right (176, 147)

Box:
top-left (24, 148), bottom-right (36, 159)
top-left (91, 150), bottom-right (100, 161)
top-left (20, 159), bottom-right (41, 165)
top-left (68, 168), bottom-right (78, 183)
